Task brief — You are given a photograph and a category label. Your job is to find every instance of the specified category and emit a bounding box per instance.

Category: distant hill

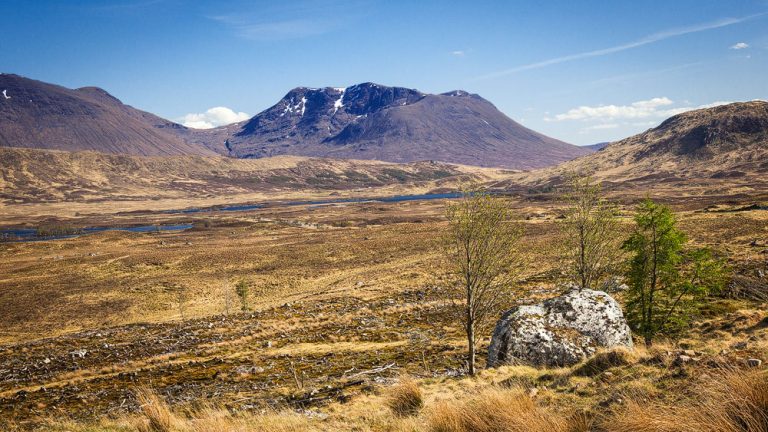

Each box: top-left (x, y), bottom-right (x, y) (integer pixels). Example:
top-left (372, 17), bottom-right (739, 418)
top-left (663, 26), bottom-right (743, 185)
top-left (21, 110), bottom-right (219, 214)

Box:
top-left (584, 142), bottom-right (610, 151)
top-left (217, 83), bottom-right (589, 169)
top-left (0, 74), bottom-right (214, 156)
top-left (0, 147), bottom-right (507, 204)
top-left (516, 101), bottom-right (768, 185)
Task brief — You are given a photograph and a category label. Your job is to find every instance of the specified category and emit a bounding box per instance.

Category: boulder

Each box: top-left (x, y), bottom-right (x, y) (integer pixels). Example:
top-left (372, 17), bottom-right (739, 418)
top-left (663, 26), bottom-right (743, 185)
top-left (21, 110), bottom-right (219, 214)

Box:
top-left (487, 289), bottom-right (633, 368)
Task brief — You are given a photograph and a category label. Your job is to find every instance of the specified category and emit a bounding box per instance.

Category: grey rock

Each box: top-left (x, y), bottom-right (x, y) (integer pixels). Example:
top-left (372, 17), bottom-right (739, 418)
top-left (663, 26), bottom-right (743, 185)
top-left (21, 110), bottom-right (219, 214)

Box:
top-left (601, 276), bottom-right (629, 293)
top-left (747, 358), bottom-right (762, 367)
top-left (487, 289), bottom-right (633, 368)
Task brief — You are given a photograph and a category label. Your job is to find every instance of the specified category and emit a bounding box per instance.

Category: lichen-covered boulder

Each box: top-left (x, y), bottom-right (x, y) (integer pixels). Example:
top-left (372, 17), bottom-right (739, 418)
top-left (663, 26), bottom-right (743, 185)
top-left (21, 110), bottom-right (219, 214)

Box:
top-left (487, 289), bottom-right (633, 368)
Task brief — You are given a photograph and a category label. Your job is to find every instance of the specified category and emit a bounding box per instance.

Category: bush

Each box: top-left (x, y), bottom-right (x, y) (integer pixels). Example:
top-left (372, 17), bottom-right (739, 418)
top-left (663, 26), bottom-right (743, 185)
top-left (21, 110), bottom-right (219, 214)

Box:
top-left (386, 377), bottom-right (424, 417)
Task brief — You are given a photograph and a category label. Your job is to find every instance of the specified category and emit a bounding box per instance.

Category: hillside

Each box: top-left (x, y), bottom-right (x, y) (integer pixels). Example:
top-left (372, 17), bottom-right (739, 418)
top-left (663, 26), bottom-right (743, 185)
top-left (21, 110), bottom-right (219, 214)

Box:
top-left (0, 147), bottom-right (504, 205)
top-left (219, 83), bottom-right (589, 169)
top-left (513, 101), bottom-right (768, 187)
top-left (0, 74), bottom-right (214, 156)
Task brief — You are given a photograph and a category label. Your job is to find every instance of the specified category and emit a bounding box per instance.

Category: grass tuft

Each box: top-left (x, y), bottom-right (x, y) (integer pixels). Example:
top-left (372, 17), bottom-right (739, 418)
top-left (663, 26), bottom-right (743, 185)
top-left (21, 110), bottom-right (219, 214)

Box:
top-left (609, 367), bottom-right (768, 432)
top-left (386, 376), bottom-right (424, 417)
top-left (135, 388), bottom-right (177, 432)
top-left (426, 387), bottom-right (568, 432)
top-left (572, 348), bottom-right (636, 377)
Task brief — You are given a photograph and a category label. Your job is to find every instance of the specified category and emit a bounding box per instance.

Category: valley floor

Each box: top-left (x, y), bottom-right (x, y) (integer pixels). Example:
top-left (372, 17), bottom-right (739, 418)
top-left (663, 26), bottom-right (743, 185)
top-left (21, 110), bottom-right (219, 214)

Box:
top-left (0, 191), bottom-right (767, 430)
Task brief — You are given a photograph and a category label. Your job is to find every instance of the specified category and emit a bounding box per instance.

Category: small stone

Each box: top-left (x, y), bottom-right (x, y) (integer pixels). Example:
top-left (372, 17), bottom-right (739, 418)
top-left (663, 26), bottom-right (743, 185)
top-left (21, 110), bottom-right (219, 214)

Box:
top-left (263, 341), bottom-right (272, 348)
top-left (747, 358), bottom-right (762, 367)
top-left (683, 349), bottom-right (696, 357)
top-left (731, 341), bottom-right (748, 350)
top-left (675, 355), bottom-right (692, 365)
top-left (355, 281), bottom-right (365, 288)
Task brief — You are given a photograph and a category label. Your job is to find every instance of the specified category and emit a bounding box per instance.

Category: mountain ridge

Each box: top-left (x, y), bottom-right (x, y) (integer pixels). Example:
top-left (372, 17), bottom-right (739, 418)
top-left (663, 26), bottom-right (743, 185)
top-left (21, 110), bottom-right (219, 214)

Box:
top-left (513, 100), bottom-right (768, 185)
top-left (0, 75), bottom-right (589, 169)
top-left (217, 82), bottom-right (589, 169)
top-left (0, 73), bottom-right (215, 157)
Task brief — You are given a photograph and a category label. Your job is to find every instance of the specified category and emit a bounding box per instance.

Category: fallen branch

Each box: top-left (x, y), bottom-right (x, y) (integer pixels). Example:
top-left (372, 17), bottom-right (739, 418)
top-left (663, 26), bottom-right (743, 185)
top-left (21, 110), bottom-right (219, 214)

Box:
top-left (344, 362), bottom-right (397, 379)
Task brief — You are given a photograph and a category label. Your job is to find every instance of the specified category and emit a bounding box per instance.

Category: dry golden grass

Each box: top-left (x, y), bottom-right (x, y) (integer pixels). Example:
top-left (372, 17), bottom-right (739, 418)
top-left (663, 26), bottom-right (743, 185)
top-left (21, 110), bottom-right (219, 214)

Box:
top-left (572, 347), bottom-right (637, 377)
top-left (135, 387), bottom-right (178, 432)
top-left (610, 368), bottom-right (768, 432)
top-left (386, 376), bottom-right (424, 417)
top-left (426, 387), bottom-right (568, 432)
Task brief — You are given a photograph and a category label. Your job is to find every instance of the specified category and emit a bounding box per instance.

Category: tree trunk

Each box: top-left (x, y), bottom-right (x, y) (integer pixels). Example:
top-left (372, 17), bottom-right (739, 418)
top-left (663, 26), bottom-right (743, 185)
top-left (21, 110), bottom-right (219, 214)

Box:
top-left (467, 323), bottom-right (476, 376)
top-left (644, 335), bottom-right (653, 348)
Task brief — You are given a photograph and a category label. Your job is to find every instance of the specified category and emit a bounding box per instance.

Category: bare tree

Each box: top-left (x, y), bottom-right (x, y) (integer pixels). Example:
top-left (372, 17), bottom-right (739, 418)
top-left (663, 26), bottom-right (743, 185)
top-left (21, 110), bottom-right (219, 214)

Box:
top-left (443, 190), bottom-right (523, 375)
top-left (175, 285), bottom-right (188, 320)
top-left (222, 281), bottom-right (234, 315)
top-left (235, 280), bottom-right (250, 312)
top-left (560, 174), bottom-right (622, 291)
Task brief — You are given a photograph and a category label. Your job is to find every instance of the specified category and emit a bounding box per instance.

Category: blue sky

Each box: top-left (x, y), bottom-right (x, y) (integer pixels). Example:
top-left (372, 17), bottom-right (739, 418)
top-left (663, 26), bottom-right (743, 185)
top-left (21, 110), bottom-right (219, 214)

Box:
top-left (1, 0), bottom-right (767, 145)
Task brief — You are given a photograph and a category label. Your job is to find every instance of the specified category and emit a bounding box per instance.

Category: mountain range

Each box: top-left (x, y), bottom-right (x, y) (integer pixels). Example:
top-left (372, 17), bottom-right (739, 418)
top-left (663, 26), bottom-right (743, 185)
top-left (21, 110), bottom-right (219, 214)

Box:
top-left (0, 74), bottom-right (589, 169)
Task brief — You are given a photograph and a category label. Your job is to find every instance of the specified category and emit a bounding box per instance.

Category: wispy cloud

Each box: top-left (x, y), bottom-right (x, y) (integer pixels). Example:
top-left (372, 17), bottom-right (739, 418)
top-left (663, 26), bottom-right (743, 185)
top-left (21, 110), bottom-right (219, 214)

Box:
top-left (730, 42), bottom-right (750, 49)
top-left (209, 0), bottom-right (370, 41)
top-left (211, 15), bottom-right (339, 41)
top-left (451, 50), bottom-right (466, 56)
top-left (179, 107), bottom-right (250, 129)
top-left (474, 13), bottom-right (765, 81)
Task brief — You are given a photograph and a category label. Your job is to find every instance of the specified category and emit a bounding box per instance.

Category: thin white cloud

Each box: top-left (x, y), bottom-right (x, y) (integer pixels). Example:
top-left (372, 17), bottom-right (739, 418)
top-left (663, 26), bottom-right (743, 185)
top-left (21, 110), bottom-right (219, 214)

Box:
top-left (180, 107), bottom-right (250, 129)
top-left (549, 98), bottom-right (733, 123)
top-left (209, 2), bottom-right (369, 41)
top-left (212, 16), bottom-right (337, 41)
top-left (474, 13), bottom-right (764, 81)
top-left (451, 50), bottom-right (465, 56)
top-left (730, 42), bottom-right (749, 49)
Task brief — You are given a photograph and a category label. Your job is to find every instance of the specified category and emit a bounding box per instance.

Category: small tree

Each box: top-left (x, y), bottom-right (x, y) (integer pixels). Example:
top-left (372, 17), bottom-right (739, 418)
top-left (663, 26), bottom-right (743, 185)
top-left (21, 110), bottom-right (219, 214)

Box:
top-left (623, 199), bottom-right (726, 346)
top-left (443, 190), bottom-right (523, 375)
top-left (235, 280), bottom-right (250, 312)
top-left (560, 174), bottom-right (621, 291)
top-left (175, 285), bottom-right (188, 320)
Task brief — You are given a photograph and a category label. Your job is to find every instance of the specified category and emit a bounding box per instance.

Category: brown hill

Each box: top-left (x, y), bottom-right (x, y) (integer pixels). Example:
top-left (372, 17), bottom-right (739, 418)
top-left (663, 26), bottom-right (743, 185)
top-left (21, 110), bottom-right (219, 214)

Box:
top-left (0, 147), bottom-right (507, 205)
top-left (517, 101), bottom-right (768, 185)
top-left (0, 74), bottom-right (214, 156)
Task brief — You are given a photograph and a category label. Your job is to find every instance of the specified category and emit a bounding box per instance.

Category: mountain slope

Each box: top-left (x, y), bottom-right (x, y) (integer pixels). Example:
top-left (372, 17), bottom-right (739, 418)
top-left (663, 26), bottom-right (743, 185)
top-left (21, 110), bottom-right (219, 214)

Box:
top-left (518, 101), bottom-right (768, 184)
top-left (220, 83), bottom-right (589, 169)
top-left (0, 74), bottom-right (214, 156)
top-left (0, 147), bottom-right (508, 205)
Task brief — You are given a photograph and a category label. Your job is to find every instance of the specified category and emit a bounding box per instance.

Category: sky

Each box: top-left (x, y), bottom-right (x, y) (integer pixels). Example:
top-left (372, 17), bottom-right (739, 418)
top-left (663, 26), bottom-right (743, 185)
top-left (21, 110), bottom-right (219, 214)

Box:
top-left (1, 0), bottom-right (767, 145)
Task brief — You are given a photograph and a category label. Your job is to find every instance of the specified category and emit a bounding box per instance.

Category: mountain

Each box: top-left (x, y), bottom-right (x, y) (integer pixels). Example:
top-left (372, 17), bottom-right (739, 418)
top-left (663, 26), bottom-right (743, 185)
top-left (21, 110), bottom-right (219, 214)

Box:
top-left (518, 101), bottom-right (768, 185)
top-left (0, 74), bottom-right (214, 156)
top-left (0, 75), bottom-right (588, 168)
top-left (584, 142), bottom-right (610, 151)
top-left (217, 83), bottom-right (589, 169)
